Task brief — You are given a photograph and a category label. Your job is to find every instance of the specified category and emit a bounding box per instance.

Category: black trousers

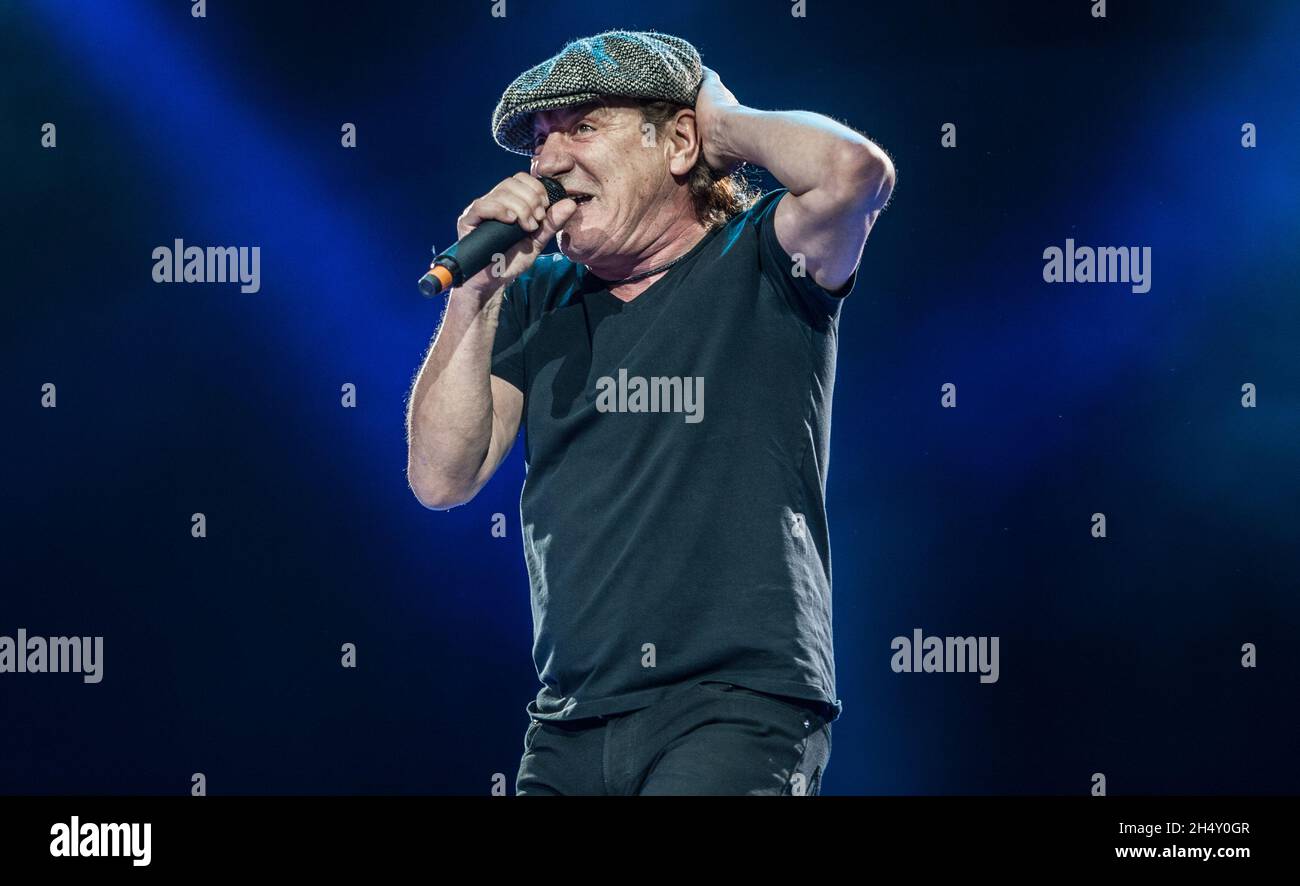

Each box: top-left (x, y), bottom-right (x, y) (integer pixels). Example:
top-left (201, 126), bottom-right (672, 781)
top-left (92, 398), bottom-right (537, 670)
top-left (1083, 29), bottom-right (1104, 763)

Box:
top-left (516, 680), bottom-right (834, 795)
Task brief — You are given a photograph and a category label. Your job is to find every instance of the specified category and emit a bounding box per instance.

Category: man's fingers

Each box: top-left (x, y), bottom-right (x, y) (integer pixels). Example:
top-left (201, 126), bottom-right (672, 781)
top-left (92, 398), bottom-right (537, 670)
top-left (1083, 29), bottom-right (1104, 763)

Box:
top-left (511, 171), bottom-right (550, 203)
top-left (536, 198), bottom-right (578, 241)
top-left (502, 174), bottom-right (550, 223)
top-left (483, 186), bottom-right (539, 232)
top-left (459, 175), bottom-right (566, 240)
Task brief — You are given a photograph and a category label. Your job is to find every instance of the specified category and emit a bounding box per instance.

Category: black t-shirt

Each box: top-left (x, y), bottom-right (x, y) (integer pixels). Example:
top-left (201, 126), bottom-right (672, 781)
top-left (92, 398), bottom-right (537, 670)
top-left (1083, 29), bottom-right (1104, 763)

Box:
top-left (491, 187), bottom-right (856, 722)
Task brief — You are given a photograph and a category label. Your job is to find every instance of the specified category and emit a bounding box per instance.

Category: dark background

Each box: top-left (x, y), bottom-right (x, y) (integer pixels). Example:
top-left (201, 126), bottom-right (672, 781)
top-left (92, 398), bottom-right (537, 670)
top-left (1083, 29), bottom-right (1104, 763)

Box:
top-left (2, 0), bottom-right (1296, 795)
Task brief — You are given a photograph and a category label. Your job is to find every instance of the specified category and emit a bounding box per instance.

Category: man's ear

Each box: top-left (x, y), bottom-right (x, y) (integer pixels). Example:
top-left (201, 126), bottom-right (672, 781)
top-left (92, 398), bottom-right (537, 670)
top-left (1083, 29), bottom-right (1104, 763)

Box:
top-left (666, 108), bottom-right (701, 177)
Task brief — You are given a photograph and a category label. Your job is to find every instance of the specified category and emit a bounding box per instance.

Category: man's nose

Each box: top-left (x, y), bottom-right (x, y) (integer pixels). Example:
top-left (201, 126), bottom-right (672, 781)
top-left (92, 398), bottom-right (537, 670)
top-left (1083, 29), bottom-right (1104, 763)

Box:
top-left (530, 135), bottom-right (573, 179)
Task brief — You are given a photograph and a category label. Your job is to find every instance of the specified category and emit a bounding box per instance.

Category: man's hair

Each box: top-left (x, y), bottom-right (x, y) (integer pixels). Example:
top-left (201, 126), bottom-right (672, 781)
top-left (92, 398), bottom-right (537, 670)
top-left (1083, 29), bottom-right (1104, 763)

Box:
top-left (632, 98), bottom-right (762, 228)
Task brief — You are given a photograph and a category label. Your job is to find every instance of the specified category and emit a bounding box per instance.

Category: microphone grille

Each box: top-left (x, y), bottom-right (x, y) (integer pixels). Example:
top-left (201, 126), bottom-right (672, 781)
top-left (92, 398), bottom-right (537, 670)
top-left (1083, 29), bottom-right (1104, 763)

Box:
top-left (539, 176), bottom-right (568, 206)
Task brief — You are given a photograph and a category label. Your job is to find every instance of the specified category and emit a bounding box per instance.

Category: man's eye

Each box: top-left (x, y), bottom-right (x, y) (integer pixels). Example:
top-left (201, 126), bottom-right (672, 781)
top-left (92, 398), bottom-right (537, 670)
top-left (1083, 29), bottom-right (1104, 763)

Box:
top-left (533, 122), bottom-right (594, 152)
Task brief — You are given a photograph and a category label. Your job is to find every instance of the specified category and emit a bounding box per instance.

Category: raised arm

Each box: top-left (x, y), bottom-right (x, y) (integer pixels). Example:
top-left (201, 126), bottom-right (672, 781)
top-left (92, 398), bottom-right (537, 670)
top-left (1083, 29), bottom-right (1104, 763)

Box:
top-left (696, 66), bottom-right (895, 293)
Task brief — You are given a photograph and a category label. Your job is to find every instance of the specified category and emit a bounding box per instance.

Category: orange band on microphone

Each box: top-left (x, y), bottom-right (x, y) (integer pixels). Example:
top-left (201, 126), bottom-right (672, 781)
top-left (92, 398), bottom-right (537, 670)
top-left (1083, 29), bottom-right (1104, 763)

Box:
top-left (429, 265), bottom-right (454, 291)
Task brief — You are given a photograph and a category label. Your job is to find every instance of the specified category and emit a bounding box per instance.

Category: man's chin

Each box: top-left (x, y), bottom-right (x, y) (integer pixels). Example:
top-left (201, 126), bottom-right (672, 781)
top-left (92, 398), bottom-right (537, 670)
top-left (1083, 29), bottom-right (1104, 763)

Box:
top-left (556, 232), bottom-right (593, 263)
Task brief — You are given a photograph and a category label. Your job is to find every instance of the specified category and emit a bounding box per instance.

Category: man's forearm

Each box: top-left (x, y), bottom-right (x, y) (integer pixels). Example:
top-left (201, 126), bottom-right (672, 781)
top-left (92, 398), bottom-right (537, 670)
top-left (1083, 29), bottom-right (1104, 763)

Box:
top-left (405, 285), bottom-right (503, 506)
top-left (715, 105), bottom-right (892, 206)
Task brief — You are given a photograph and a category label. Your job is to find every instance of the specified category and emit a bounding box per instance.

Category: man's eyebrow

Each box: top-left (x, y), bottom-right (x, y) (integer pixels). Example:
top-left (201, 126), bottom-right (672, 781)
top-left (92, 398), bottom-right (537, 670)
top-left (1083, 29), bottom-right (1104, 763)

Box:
top-left (532, 105), bottom-right (608, 138)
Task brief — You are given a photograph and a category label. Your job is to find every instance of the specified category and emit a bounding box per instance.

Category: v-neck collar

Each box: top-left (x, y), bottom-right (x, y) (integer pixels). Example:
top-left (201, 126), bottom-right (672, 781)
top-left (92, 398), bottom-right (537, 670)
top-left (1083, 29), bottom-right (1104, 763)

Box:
top-left (579, 223), bottom-right (724, 313)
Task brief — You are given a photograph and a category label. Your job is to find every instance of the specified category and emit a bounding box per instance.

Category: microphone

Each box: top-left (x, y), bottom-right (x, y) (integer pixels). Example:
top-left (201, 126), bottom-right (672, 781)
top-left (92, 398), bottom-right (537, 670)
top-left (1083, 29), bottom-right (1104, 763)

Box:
top-left (418, 176), bottom-right (570, 297)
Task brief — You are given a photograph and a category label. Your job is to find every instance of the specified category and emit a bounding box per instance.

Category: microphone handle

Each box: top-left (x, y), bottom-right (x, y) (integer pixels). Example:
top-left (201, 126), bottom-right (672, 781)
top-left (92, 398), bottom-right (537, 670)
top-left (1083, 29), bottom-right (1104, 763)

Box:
top-left (419, 176), bottom-right (569, 297)
top-left (419, 218), bottom-right (526, 297)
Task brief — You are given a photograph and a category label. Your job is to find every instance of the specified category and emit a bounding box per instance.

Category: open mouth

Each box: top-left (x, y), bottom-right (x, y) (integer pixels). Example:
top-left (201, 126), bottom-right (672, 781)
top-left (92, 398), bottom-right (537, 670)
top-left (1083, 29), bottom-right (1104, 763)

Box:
top-left (570, 194), bottom-right (596, 205)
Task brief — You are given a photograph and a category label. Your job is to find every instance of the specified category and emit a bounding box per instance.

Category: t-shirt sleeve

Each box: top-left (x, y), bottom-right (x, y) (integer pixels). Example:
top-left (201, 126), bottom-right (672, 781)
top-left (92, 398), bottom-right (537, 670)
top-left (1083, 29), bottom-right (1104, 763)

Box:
top-left (489, 278), bottom-right (526, 393)
top-left (754, 188), bottom-right (859, 317)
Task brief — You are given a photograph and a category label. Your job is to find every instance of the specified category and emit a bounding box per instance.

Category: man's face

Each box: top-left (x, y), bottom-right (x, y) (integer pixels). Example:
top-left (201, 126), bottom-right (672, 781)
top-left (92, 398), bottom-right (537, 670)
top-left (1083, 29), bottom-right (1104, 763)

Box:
top-left (528, 99), bottom-right (684, 265)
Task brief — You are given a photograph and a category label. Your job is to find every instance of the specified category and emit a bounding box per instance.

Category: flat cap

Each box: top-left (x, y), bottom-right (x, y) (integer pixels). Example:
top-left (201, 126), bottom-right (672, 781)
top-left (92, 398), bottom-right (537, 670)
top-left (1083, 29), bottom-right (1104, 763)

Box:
top-left (491, 29), bottom-right (703, 156)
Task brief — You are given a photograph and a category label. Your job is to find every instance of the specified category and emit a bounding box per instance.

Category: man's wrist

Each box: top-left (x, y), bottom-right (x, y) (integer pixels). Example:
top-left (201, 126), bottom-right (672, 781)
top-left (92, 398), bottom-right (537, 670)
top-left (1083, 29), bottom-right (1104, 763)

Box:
top-left (711, 104), bottom-right (760, 170)
top-left (448, 280), bottom-right (508, 319)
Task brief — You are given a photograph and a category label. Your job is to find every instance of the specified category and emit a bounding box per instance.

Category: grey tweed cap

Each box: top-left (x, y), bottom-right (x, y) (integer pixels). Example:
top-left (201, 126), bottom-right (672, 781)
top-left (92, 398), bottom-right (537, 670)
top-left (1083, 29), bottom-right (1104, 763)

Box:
top-left (491, 29), bottom-right (703, 156)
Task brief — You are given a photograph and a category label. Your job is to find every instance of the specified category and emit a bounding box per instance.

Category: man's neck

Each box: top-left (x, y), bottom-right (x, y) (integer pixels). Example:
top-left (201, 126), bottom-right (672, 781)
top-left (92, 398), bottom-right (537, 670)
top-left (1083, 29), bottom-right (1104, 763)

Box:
top-left (588, 217), bottom-right (711, 303)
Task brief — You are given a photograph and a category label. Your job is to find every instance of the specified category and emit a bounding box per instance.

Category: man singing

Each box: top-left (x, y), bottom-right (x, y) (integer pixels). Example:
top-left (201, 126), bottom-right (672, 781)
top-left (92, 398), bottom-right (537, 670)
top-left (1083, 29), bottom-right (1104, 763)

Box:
top-left (406, 30), bottom-right (894, 795)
